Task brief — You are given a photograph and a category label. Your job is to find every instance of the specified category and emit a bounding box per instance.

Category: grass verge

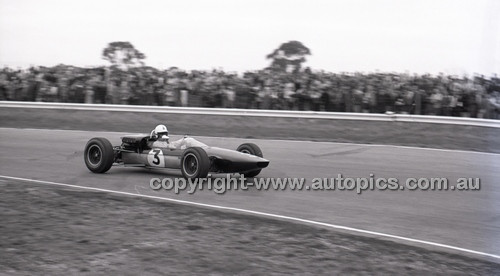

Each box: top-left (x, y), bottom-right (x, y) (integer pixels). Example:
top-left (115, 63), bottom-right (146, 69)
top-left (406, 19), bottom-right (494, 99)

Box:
top-left (1, 181), bottom-right (499, 274)
top-left (1, 107), bottom-right (499, 153)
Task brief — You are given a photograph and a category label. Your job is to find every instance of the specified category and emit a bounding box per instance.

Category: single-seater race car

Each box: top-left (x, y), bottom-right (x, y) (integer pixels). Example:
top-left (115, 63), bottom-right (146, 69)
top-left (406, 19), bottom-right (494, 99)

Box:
top-left (84, 134), bottom-right (269, 179)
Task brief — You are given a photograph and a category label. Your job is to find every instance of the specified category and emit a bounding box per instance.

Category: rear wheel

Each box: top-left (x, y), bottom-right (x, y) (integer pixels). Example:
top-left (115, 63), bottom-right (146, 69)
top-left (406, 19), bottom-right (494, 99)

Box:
top-left (84, 138), bottom-right (115, 173)
top-left (181, 147), bottom-right (210, 179)
top-left (237, 143), bottom-right (263, 177)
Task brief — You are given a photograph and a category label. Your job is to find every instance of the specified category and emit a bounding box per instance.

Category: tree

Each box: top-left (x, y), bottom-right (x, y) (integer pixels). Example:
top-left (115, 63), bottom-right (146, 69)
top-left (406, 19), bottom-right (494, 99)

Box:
top-left (102, 41), bottom-right (146, 69)
top-left (266, 40), bottom-right (311, 72)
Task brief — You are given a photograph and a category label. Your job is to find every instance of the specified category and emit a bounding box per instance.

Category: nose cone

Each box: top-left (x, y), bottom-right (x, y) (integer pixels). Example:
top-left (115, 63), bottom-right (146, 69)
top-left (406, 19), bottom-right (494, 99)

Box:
top-left (237, 152), bottom-right (269, 163)
top-left (207, 147), bottom-right (267, 161)
top-left (205, 147), bottom-right (270, 173)
top-left (257, 161), bottom-right (269, 168)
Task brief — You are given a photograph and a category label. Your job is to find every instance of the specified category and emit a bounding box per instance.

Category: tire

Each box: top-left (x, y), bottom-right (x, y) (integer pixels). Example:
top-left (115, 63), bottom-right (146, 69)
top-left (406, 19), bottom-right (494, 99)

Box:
top-left (236, 143), bottom-right (263, 177)
top-left (84, 137), bottom-right (115, 173)
top-left (181, 147), bottom-right (210, 179)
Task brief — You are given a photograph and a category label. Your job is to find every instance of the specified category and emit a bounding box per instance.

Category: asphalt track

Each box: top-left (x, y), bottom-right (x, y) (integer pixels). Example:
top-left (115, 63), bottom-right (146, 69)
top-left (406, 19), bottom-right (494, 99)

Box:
top-left (1, 128), bottom-right (499, 258)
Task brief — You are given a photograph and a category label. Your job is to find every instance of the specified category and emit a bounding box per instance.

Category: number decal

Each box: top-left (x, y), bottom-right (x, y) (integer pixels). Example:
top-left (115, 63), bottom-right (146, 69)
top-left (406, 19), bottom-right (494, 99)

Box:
top-left (152, 149), bottom-right (160, 165)
top-left (147, 149), bottom-right (165, 167)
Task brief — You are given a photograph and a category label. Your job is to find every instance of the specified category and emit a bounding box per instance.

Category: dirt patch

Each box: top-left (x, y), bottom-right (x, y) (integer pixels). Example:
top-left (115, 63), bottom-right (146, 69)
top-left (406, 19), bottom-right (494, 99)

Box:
top-left (1, 181), bottom-right (498, 274)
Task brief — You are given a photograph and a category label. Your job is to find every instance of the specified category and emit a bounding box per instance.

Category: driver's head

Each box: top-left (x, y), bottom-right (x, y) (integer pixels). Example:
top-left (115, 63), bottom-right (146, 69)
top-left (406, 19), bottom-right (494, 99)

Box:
top-left (153, 124), bottom-right (169, 140)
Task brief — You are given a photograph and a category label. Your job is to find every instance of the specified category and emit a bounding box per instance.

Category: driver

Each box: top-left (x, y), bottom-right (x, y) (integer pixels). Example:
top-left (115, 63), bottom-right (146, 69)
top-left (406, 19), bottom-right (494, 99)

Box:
top-left (148, 124), bottom-right (184, 150)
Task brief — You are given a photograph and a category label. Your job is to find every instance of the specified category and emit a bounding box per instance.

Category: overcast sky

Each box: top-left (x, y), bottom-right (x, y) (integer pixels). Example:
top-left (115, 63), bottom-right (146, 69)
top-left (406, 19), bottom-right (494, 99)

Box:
top-left (0, 0), bottom-right (498, 75)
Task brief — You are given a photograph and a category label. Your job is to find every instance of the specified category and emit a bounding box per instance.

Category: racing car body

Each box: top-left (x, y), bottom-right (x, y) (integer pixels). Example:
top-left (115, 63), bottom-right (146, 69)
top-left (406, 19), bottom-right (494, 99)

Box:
top-left (84, 134), bottom-right (269, 179)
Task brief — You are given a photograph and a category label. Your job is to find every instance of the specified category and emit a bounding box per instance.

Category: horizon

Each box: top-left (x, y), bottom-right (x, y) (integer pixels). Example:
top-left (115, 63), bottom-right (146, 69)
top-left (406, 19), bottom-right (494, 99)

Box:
top-left (1, 0), bottom-right (499, 76)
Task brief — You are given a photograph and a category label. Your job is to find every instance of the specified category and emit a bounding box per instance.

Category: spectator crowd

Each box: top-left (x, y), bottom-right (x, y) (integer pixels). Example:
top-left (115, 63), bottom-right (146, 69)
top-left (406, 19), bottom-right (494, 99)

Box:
top-left (0, 64), bottom-right (499, 119)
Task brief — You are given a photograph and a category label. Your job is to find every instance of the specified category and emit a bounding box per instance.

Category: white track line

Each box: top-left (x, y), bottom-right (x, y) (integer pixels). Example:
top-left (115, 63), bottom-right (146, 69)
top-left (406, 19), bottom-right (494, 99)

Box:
top-left (1, 175), bottom-right (499, 261)
top-left (1, 127), bottom-right (499, 156)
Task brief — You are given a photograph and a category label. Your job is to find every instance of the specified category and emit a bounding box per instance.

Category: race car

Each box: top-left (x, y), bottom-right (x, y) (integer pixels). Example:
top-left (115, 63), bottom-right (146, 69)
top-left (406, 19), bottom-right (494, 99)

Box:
top-left (83, 134), bottom-right (269, 179)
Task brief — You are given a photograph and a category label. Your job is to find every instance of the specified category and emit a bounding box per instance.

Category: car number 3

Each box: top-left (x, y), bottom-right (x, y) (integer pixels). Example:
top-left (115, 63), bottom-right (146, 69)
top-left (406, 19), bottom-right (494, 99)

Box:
top-left (147, 149), bottom-right (165, 167)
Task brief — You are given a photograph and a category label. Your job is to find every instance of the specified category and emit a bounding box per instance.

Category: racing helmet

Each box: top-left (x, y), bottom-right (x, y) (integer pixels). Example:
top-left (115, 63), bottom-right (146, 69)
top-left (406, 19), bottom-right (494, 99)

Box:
top-left (152, 124), bottom-right (169, 139)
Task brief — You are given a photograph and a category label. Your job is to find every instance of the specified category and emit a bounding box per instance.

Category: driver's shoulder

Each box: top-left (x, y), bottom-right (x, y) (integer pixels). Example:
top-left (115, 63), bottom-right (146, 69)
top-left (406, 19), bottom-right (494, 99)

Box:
top-left (149, 140), bottom-right (169, 148)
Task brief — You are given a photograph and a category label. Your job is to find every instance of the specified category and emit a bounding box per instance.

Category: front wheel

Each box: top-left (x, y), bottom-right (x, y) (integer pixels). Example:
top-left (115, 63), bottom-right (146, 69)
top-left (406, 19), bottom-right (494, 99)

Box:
top-left (181, 147), bottom-right (210, 179)
top-left (237, 143), bottom-right (263, 177)
top-left (84, 137), bottom-right (115, 173)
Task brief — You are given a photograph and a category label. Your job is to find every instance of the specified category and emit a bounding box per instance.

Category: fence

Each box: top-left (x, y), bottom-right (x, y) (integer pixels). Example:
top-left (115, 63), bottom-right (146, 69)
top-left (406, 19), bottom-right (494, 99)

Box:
top-left (1, 101), bottom-right (498, 128)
